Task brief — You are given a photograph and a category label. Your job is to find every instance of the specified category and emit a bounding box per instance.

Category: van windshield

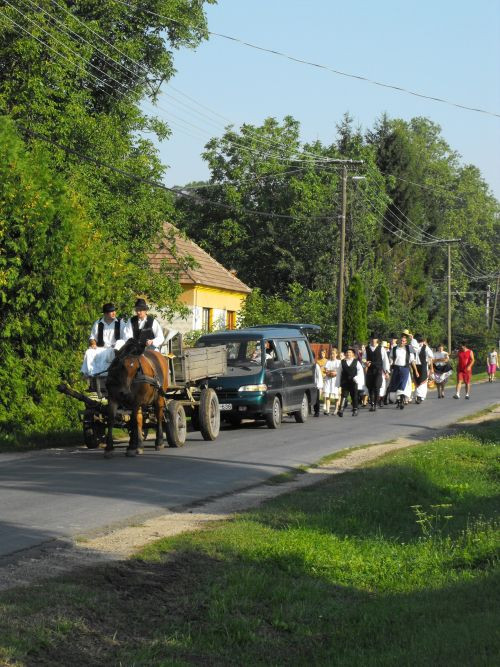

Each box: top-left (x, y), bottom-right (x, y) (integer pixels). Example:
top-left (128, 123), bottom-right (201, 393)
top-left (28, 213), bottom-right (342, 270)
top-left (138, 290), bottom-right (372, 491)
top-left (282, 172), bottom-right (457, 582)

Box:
top-left (196, 338), bottom-right (263, 370)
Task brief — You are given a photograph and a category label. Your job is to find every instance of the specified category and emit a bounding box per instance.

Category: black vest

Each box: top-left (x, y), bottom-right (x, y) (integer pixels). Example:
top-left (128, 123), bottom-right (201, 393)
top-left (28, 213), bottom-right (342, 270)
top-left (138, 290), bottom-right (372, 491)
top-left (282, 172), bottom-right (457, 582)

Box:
top-left (341, 359), bottom-right (358, 387)
top-left (417, 344), bottom-right (427, 366)
top-left (392, 345), bottom-right (411, 367)
top-left (97, 319), bottom-right (121, 347)
top-left (416, 344), bottom-right (428, 381)
top-left (131, 315), bottom-right (155, 344)
top-left (366, 344), bottom-right (383, 371)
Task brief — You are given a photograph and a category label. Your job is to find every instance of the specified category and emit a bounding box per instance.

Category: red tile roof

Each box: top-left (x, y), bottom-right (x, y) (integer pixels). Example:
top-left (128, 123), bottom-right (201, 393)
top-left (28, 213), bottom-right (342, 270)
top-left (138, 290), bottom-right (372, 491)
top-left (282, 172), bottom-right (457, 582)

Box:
top-left (149, 223), bottom-right (252, 294)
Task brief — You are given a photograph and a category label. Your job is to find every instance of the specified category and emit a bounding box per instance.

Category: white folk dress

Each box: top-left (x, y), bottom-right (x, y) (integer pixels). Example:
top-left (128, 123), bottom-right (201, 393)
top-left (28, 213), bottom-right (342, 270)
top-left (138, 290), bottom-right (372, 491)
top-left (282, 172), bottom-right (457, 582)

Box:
top-left (80, 317), bottom-right (125, 376)
top-left (323, 359), bottom-right (341, 398)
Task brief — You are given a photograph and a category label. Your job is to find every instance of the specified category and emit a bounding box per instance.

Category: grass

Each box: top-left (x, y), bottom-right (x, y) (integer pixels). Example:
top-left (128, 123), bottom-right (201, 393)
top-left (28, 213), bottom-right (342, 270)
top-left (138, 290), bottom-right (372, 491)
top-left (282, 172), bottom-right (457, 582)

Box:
top-left (456, 403), bottom-right (499, 423)
top-left (0, 420), bottom-right (499, 666)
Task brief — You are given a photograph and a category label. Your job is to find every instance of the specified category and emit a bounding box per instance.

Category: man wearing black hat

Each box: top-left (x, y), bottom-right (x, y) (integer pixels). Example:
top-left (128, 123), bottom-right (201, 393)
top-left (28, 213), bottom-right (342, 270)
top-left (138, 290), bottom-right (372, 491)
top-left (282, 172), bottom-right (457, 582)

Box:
top-left (123, 298), bottom-right (164, 350)
top-left (365, 333), bottom-right (390, 412)
top-left (81, 303), bottom-right (124, 377)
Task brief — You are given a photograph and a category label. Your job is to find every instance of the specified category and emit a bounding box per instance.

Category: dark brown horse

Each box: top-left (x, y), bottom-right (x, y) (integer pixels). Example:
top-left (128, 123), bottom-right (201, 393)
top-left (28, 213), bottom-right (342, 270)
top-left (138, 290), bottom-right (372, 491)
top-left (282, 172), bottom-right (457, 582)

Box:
top-left (105, 339), bottom-right (169, 457)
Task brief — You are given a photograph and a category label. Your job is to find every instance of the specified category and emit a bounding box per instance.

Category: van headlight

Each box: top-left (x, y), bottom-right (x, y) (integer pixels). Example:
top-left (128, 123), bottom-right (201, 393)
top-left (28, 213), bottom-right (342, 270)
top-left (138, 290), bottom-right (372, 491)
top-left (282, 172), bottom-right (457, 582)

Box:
top-left (238, 384), bottom-right (267, 392)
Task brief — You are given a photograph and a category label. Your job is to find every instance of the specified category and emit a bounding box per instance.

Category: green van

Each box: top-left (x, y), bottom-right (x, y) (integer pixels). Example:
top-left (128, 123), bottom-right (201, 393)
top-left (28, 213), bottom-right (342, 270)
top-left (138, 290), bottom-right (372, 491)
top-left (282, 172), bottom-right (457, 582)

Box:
top-left (195, 324), bottom-right (319, 428)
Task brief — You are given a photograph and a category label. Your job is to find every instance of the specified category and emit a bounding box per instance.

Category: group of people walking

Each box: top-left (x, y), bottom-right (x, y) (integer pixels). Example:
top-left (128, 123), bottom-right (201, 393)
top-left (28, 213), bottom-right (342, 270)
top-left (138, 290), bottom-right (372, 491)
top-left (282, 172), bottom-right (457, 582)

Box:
top-left (314, 331), bottom-right (481, 417)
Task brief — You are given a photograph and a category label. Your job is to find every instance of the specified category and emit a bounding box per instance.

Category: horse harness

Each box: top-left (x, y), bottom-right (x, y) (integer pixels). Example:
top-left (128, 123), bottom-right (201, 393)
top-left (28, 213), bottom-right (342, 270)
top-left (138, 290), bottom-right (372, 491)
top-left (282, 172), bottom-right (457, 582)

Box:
top-left (132, 352), bottom-right (167, 397)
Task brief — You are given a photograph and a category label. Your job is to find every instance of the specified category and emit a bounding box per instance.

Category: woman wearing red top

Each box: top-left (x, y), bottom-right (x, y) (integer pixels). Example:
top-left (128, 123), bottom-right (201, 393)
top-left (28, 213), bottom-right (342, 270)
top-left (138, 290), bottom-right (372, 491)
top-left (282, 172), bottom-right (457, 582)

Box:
top-left (454, 343), bottom-right (475, 400)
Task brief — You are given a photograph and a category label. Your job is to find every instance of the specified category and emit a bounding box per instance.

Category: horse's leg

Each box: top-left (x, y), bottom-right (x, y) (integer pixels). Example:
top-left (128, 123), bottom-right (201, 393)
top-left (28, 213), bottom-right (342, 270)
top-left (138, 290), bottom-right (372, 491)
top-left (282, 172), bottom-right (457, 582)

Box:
top-left (155, 396), bottom-right (165, 450)
top-left (105, 400), bottom-right (117, 458)
top-left (127, 406), bottom-right (143, 456)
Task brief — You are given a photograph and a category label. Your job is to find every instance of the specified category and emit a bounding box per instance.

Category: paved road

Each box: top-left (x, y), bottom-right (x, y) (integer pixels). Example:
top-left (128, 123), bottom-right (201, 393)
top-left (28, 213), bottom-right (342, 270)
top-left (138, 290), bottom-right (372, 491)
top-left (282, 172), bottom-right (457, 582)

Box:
top-left (0, 383), bottom-right (498, 558)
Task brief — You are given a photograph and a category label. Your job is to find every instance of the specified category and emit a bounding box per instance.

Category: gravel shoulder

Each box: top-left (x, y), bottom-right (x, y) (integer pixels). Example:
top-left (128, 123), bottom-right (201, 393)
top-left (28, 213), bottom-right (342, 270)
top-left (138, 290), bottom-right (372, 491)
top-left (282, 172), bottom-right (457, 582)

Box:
top-left (1, 404), bottom-right (498, 592)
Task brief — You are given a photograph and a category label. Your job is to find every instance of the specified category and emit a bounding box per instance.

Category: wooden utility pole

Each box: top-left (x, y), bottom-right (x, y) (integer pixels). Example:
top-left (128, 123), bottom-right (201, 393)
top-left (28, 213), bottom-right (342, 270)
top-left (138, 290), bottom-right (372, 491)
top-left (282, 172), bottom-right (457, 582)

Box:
top-left (491, 274), bottom-right (499, 330)
top-left (439, 239), bottom-right (461, 352)
top-left (335, 160), bottom-right (364, 352)
top-left (448, 243), bottom-right (452, 352)
top-left (337, 165), bottom-right (347, 352)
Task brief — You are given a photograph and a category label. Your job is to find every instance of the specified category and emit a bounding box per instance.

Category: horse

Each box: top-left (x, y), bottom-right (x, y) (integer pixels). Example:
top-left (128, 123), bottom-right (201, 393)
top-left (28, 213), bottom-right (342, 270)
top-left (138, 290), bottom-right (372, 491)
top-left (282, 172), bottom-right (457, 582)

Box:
top-left (105, 338), bottom-right (169, 457)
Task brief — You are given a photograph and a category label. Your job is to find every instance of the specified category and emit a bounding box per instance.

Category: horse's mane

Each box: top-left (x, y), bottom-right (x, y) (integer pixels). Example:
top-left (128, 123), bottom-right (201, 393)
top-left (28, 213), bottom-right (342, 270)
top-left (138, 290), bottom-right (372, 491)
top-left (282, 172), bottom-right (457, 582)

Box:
top-left (107, 339), bottom-right (145, 379)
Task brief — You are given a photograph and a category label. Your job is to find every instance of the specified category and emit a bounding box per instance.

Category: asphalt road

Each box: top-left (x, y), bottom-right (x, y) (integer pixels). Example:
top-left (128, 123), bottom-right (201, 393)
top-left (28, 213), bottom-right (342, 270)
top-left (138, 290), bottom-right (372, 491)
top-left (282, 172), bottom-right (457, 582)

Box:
top-left (0, 382), bottom-right (498, 559)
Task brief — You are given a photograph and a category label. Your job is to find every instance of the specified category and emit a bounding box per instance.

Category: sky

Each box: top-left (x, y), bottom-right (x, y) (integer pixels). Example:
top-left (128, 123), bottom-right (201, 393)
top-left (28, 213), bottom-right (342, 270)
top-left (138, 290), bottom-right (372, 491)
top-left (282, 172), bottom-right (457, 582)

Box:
top-left (150, 0), bottom-right (500, 199)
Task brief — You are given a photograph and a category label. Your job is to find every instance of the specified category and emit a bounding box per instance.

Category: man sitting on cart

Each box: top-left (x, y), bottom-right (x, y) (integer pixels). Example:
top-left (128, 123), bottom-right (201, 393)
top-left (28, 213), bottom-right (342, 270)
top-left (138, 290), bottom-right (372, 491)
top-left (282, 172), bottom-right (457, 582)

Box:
top-left (123, 298), bottom-right (165, 350)
top-left (81, 302), bottom-right (125, 379)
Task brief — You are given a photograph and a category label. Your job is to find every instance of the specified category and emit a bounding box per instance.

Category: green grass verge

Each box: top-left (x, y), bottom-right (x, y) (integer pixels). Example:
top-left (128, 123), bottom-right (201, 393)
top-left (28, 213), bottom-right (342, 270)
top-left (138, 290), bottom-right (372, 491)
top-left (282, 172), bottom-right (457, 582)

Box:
top-left (0, 420), bottom-right (499, 666)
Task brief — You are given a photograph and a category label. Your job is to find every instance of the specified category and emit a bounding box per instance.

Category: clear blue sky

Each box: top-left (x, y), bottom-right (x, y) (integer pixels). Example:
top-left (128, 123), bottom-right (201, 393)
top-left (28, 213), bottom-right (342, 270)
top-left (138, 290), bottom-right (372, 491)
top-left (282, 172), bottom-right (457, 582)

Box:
top-left (151, 0), bottom-right (500, 199)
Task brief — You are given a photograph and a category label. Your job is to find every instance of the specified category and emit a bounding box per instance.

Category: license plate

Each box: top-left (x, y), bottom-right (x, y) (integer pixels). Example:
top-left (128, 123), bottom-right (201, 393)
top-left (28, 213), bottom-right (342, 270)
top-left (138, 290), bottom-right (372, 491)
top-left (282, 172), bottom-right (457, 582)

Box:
top-left (219, 403), bottom-right (232, 411)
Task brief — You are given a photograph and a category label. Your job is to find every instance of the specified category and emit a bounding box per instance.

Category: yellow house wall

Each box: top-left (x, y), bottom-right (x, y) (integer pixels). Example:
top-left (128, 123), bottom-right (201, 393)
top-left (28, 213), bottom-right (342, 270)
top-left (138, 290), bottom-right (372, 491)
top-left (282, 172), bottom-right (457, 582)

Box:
top-left (189, 285), bottom-right (247, 311)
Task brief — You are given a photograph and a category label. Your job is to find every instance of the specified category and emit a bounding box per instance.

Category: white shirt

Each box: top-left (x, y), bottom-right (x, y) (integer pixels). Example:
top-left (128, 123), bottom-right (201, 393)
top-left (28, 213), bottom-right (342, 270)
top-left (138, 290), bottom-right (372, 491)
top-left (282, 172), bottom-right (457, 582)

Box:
top-left (392, 346), bottom-right (416, 367)
top-left (123, 316), bottom-right (164, 349)
top-left (314, 363), bottom-right (324, 390)
top-left (89, 317), bottom-right (125, 348)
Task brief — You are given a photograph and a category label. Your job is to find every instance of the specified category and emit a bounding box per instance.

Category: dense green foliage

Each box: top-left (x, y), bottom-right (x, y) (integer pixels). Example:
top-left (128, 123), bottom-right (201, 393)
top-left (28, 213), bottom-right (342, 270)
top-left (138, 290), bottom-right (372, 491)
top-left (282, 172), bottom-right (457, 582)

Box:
top-left (1, 420), bottom-right (498, 664)
top-left (344, 274), bottom-right (368, 344)
top-left (177, 113), bottom-right (499, 349)
top-left (0, 0), bottom-right (215, 444)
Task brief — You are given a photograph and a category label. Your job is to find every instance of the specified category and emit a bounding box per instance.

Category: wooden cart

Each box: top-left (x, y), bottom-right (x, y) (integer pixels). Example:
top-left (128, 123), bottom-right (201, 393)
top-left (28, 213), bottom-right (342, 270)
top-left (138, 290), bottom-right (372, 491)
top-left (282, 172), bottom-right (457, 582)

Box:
top-left (58, 335), bottom-right (226, 449)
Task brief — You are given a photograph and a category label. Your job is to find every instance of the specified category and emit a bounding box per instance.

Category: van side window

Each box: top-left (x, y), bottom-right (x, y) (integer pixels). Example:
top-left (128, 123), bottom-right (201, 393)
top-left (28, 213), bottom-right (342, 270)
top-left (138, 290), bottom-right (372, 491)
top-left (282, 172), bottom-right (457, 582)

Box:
top-left (291, 340), bottom-right (302, 364)
top-left (277, 340), bottom-right (292, 365)
top-left (297, 339), bottom-right (312, 364)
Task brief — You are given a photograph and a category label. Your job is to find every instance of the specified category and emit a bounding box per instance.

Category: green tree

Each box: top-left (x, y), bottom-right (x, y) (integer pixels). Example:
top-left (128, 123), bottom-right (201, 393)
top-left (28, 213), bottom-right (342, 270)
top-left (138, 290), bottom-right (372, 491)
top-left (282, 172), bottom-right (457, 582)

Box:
top-left (344, 275), bottom-right (368, 346)
top-left (0, 117), bottom-right (131, 443)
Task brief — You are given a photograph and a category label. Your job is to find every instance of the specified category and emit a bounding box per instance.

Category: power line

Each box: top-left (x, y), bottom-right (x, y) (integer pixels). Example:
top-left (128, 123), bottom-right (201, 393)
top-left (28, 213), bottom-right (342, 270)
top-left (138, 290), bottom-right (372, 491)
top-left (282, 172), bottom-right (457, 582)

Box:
top-left (114, 0), bottom-right (500, 119)
top-left (18, 124), bottom-right (337, 224)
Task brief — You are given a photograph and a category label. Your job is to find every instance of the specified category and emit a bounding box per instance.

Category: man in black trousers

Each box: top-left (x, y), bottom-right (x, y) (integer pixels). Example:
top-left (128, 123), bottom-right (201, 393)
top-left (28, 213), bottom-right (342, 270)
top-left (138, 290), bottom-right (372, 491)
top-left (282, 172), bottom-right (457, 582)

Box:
top-left (365, 333), bottom-right (390, 412)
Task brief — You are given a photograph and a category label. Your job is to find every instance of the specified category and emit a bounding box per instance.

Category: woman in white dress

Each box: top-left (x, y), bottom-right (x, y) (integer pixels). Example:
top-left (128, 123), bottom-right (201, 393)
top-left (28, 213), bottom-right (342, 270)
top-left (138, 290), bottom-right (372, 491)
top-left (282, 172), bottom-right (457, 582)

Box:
top-left (323, 348), bottom-right (341, 415)
top-left (433, 344), bottom-right (453, 398)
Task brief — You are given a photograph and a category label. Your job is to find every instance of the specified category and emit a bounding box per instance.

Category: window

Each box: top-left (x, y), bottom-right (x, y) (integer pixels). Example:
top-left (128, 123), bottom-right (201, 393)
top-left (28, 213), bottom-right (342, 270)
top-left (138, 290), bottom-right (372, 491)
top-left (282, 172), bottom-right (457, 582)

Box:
top-left (226, 310), bottom-right (236, 330)
top-left (277, 340), bottom-right (293, 365)
top-left (297, 339), bottom-right (312, 364)
top-left (202, 307), bottom-right (213, 332)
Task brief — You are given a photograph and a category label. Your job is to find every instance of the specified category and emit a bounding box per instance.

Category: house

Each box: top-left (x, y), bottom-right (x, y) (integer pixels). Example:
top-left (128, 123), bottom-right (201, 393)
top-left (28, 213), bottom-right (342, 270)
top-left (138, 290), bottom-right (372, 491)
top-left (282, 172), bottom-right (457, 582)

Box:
top-left (149, 223), bottom-right (252, 335)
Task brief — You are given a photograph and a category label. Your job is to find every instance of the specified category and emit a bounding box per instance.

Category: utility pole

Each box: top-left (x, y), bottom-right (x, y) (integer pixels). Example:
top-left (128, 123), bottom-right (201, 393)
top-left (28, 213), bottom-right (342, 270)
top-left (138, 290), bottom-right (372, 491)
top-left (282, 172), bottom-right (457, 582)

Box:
top-left (438, 239), bottom-right (461, 352)
top-left (486, 283), bottom-right (491, 328)
top-left (337, 165), bottom-right (347, 352)
top-left (491, 275), bottom-right (499, 330)
top-left (335, 159), bottom-right (364, 352)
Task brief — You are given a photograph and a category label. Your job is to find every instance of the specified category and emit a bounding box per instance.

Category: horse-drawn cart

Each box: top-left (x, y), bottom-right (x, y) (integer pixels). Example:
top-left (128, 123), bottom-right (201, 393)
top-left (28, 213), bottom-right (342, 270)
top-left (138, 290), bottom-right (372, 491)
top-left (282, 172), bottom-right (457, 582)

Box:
top-left (58, 335), bottom-right (226, 451)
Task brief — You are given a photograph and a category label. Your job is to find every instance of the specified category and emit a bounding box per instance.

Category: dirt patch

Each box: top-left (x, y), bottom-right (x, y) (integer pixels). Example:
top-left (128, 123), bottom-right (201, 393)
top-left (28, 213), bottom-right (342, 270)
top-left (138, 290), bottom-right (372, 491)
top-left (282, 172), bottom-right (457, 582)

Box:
top-left (1, 406), bottom-right (498, 593)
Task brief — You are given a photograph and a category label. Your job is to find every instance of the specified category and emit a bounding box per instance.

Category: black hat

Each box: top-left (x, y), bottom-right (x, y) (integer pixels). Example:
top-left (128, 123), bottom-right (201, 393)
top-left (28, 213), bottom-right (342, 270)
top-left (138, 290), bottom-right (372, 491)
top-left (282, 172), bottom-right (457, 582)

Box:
top-left (369, 332), bottom-right (380, 339)
top-left (134, 298), bottom-right (149, 310)
top-left (102, 302), bottom-right (116, 313)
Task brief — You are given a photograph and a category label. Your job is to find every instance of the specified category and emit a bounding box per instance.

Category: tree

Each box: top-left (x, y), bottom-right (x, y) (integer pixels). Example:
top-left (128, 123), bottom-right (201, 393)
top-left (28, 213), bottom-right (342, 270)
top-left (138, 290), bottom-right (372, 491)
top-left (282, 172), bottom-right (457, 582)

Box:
top-left (0, 0), bottom-right (215, 308)
top-left (0, 117), bottom-right (133, 442)
top-left (344, 275), bottom-right (368, 346)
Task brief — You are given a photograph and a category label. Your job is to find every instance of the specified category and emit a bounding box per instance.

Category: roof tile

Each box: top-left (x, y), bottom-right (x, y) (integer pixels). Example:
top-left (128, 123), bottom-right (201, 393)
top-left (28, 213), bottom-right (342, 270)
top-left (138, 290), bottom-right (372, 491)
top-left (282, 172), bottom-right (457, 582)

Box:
top-left (149, 223), bottom-right (252, 294)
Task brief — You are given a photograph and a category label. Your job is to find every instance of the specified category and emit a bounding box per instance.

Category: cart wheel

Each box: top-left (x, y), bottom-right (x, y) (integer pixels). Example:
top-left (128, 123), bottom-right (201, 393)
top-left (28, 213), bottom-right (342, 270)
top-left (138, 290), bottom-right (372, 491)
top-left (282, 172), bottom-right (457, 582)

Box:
top-left (83, 426), bottom-right (99, 449)
top-left (165, 401), bottom-right (187, 448)
top-left (199, 388), bottom-right (220, 441)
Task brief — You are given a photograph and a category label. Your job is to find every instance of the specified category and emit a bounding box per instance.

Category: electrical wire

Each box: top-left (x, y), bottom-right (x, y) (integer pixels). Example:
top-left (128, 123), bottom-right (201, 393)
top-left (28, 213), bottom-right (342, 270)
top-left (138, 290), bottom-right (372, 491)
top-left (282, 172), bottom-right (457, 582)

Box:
top-left (113, 0), bottom-right (500, 119)
top-left (16, 123), bottom-right (338, 224)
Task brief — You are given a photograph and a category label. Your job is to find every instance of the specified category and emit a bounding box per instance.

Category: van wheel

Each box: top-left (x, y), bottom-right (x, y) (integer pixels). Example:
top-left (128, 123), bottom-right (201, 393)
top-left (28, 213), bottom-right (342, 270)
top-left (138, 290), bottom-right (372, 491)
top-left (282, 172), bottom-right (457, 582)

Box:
top-left (266, 396), bottom-right (282, 429)
top-left (294, 393), bottom-right (309, 423)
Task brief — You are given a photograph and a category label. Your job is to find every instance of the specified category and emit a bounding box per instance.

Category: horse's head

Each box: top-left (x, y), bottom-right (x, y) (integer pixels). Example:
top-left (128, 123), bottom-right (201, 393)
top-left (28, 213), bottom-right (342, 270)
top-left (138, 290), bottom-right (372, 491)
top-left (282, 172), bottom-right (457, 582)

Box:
top-left (106, 339), bottom-right (145, 404)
